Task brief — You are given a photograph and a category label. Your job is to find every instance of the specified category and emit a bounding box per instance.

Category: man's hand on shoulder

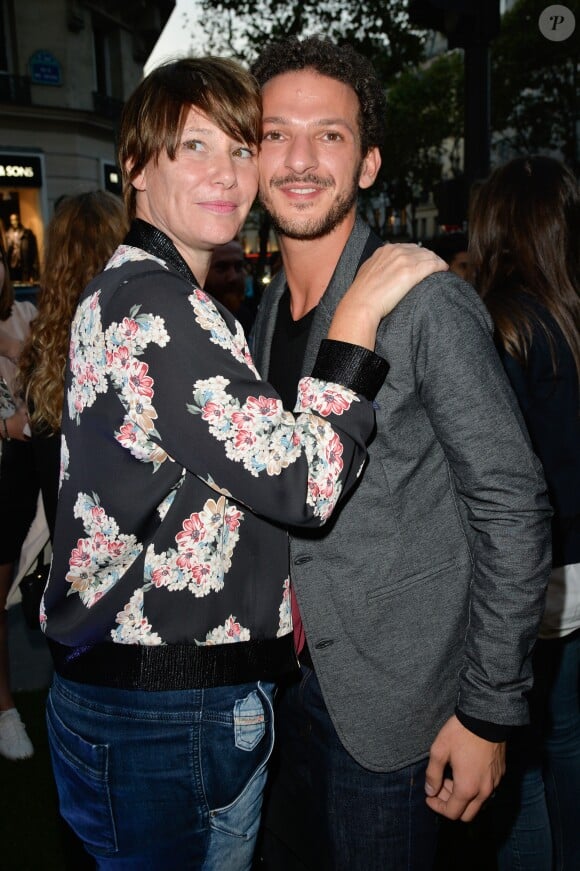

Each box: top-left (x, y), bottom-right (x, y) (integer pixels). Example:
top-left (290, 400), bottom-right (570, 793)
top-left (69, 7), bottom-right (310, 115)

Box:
top-left (424, 714), bottom-right (506, 822)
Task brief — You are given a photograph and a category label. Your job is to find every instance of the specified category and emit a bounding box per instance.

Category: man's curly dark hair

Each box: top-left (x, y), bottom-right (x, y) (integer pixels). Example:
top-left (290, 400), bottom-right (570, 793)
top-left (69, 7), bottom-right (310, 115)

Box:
top-left (251, 36), bottom-right (386, 158)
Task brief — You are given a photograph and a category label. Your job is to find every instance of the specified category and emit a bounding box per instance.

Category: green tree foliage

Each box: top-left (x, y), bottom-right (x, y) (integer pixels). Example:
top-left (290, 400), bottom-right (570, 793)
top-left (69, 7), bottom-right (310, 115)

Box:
top-left (196, 0), bottom-right (425, 80)
top-left (381, 50), bottom-right (464, 200)
top-left (491, 0), bottom-right (579, 169)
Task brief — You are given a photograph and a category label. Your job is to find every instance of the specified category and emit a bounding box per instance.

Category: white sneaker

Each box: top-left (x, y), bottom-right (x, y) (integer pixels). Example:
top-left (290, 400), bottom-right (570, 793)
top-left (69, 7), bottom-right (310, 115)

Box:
top-left (0, 708), bottom-right (34, 760)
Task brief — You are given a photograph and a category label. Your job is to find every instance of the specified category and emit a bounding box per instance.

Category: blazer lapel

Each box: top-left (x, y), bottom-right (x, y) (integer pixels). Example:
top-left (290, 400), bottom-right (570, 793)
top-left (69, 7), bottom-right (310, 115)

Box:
top-left (301, 217), bottom-right (372, 376)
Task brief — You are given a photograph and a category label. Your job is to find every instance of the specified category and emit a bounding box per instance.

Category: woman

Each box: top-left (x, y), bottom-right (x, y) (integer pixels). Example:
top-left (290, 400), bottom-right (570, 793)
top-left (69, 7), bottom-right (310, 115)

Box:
top-left (470, 156), bottom-right (580, 871)
top-left (42, 56), bottom-right (445, 869)
top-left (19, 191), bottom-right (128, 538)
top-left (0, 232), bottom-right (37, 761)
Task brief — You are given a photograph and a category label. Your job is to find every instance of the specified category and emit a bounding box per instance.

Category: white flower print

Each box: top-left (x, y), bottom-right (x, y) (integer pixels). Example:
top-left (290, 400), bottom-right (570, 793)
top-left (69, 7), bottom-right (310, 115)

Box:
top-left (66, 492), bottom-right (143, 608)
top-left (190, 288), bottom-right (258, 374)
top-left (110, 588), bottom-right (163, 645)
top-left (189, 377), bottom-right (349, 520)
top-left (277, 578), bottom-right (292, 638)
top-left (59, 436), bottom-right (70, 490)
top-left (67, 271), bottom-right (171, 470)
top-left (67, 292), bottom-right (108, 423)
top-left (144, 495), bottom-right (243, 597)
top-left (203, 615), bottom-right (251, 645)
top-left (105, 244), bottom-right (167, 272)
top-left (296, 378), bottom-right (358, 417)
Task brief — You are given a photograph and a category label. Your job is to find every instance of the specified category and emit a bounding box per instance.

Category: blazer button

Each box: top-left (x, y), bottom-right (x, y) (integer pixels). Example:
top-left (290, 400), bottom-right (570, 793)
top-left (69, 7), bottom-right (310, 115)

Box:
top-left (293, 555), bottom-right (313, 565)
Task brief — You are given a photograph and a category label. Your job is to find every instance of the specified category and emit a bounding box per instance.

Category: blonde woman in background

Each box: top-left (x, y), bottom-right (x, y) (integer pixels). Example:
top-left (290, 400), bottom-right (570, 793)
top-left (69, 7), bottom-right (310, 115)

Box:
top-left (0, 192), bottom-right (127, 762)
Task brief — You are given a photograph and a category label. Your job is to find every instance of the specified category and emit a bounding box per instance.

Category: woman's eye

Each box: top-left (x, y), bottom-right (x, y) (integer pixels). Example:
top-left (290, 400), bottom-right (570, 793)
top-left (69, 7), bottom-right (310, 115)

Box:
top-left (233, 145), bottom-right (254, 159)
top-left (182, 140), bottom-right (204, 152)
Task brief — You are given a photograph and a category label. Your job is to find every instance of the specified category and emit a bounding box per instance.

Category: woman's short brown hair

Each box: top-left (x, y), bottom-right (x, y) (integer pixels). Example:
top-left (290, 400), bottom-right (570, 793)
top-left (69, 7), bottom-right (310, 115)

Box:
top-left (119, 57), bottom-right (261, 220)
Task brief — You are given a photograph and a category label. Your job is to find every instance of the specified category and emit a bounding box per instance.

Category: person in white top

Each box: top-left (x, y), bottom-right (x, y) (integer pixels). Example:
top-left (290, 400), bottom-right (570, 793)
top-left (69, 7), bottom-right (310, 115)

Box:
top-left (0, 233), bottom-right (35, 760)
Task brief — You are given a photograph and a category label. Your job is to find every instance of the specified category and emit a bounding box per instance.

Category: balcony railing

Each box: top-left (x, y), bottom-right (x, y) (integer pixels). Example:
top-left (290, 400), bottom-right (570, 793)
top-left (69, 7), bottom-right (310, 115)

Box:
top-left (0, 73), bottom-right (32, 105)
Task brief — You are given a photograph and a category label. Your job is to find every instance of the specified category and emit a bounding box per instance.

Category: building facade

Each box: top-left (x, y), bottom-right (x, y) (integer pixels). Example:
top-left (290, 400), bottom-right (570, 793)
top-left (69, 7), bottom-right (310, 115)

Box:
top-left (0, 0), bottom-right (174, 280)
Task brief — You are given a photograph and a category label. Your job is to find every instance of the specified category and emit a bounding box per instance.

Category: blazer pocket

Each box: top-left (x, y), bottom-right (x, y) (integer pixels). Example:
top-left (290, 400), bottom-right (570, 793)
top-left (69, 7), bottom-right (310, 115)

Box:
top-left (366, 557), bottom-right (457, 604)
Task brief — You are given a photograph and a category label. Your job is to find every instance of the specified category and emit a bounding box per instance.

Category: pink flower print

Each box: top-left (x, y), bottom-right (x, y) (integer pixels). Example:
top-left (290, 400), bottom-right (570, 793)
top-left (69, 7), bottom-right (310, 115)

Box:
top-left (119, 318), bottom-right (139, 341)
top-left (234, 428), bottom-right (256, 450)
top-left (90, 505), bottom-right (107, 525)
top-left (151, 564), bottom-right (173, 588)
top-left (127, 360), bottom-right (154, 399)
top-left (90, 293), bottom-right (100, 310)
top-left (78, 361), bottom-right (100, 386)
top-left (70, 538), bottom-right (91, 568)
top-left (176, 513), bottom-right (206, 548)
top-left (194, 288), bottom-right (210, 304)
top-left (297, 381), bottom-right (316, 408)
top-left (225, 616), bottom-right (243, 639)
top-left (176, 549), bottom-right (196, 571)
top-left (112, 345), bottom-right (131, 367)
top-left (231, 409), bottom-right (255, 428)
top-left (117, 422), bottom-right (137, 444)
top-left (325, 433), bottom-right (344, 468)
top-left (91, 531), bottom-right (109, 553)
top-left (107, 540), bottom-right (125, 558)
top-left (317, 389), bottom-right (351, 417)
top-left (191, 563), bottom-right (211, 586)
top-left (201, 401), bottom-right (225, 424)
top-left (225, 508), bottom-right (242, 531)
top-left (246, 395), bottom-right (279, 417)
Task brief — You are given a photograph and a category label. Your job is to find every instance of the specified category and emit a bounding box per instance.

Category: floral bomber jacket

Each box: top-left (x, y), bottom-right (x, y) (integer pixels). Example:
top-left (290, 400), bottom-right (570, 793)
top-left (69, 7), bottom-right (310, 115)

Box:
top-left (42, 223), bottom-right (385, 667)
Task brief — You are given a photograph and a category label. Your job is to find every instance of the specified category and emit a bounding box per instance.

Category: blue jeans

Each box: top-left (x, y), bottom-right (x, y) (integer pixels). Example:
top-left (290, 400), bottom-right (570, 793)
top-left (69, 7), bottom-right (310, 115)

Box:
top-left (257, 665), bottom-right (439, 871)
top-left (47, 673), bottom-right (275, 870)
top-left (492, 628), bottom-right (580, 871)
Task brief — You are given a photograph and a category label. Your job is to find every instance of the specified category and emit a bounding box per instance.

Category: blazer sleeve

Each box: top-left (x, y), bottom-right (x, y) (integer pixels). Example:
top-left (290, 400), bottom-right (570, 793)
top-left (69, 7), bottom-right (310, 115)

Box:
top-left (411, 275), bottom-right (552, 727)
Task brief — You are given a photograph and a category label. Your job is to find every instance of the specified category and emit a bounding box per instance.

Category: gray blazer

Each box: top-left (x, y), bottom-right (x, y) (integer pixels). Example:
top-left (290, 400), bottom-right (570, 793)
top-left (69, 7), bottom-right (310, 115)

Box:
top-left (252, 217), bottom-right (552, 772)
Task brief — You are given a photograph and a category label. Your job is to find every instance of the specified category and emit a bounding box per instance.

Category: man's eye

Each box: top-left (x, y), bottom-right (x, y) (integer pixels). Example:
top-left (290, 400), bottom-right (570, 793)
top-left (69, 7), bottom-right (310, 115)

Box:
top-left (323, 132), bottom-right (342, 142)
top-left (262, 131), bottom-right (283, 141)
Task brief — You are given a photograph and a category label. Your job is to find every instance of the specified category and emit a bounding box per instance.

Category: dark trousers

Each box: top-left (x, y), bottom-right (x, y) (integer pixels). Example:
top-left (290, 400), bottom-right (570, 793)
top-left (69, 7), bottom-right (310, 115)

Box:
top-left (256, 665), bottom-right (439, 871)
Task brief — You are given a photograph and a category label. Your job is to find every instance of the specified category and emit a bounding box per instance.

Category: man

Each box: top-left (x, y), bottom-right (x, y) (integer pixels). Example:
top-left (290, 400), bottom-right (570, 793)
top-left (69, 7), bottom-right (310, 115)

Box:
top-left (426, 232), bottom-right (470, 280)
top-left (204, 238), bottom-right (256, 332)
top-left (250, 36), bottom-right (552, 870)
top-left (41, 56), bottom-right (442, 868)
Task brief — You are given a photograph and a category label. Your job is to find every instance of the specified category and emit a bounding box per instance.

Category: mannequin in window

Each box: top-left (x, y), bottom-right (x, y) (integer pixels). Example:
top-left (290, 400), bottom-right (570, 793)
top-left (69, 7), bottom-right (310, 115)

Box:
top-left (5, 213), bottom-right (38, 283)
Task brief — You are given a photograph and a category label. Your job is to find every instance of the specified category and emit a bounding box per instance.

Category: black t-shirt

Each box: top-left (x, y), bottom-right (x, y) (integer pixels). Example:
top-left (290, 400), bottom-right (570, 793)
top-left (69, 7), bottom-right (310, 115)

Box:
top-left (268, 288), bottom-right (316, 409)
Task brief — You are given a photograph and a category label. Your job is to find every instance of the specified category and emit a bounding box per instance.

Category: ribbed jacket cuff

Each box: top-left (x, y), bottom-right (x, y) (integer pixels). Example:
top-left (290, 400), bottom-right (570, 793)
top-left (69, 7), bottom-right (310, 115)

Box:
top-left (311, 340), bottom-right (389, 401)
top-left (455, 708), bottom-right (515, 743)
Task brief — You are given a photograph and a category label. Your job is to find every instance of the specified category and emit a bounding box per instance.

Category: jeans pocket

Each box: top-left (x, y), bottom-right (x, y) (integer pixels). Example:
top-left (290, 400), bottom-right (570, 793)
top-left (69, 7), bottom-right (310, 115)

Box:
top-left (46, 690), bottom-right (118, 855)
top-left (234, 689), bottom-right (266, 751)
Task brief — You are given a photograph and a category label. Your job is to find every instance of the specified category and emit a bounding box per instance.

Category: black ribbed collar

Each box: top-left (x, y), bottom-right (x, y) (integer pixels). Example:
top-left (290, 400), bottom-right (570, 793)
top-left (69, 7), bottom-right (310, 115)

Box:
top-left (124, 219), bottom-right (201, 287)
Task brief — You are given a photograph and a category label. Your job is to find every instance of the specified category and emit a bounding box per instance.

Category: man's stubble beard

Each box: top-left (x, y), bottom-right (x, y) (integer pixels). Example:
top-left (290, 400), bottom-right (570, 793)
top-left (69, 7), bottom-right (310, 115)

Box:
top-left (259, 164), bottom-right (363, 241)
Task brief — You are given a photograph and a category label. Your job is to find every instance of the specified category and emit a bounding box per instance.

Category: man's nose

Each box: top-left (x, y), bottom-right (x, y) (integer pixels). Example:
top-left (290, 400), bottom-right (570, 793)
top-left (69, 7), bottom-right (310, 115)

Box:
top-left (284, 134), bottom-right (318, 174)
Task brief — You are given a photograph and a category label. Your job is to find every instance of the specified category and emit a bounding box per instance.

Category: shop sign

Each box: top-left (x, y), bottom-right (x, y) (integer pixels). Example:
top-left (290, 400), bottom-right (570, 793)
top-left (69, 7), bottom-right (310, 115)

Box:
top-left (29, 50), bottom-right (62, 86)
top-left (0, 154), bottom-right (43, 188)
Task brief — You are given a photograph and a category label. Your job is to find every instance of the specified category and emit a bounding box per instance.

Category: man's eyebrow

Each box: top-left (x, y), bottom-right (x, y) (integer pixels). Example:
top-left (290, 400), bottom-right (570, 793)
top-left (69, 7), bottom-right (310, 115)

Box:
top-left (262, 116), bottom-right (354, 130)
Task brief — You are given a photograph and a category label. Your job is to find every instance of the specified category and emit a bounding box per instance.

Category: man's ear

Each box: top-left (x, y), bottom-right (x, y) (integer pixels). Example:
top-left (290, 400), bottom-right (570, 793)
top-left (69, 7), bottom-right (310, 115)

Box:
top-left (359, 147), bottom-right (381, 190)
